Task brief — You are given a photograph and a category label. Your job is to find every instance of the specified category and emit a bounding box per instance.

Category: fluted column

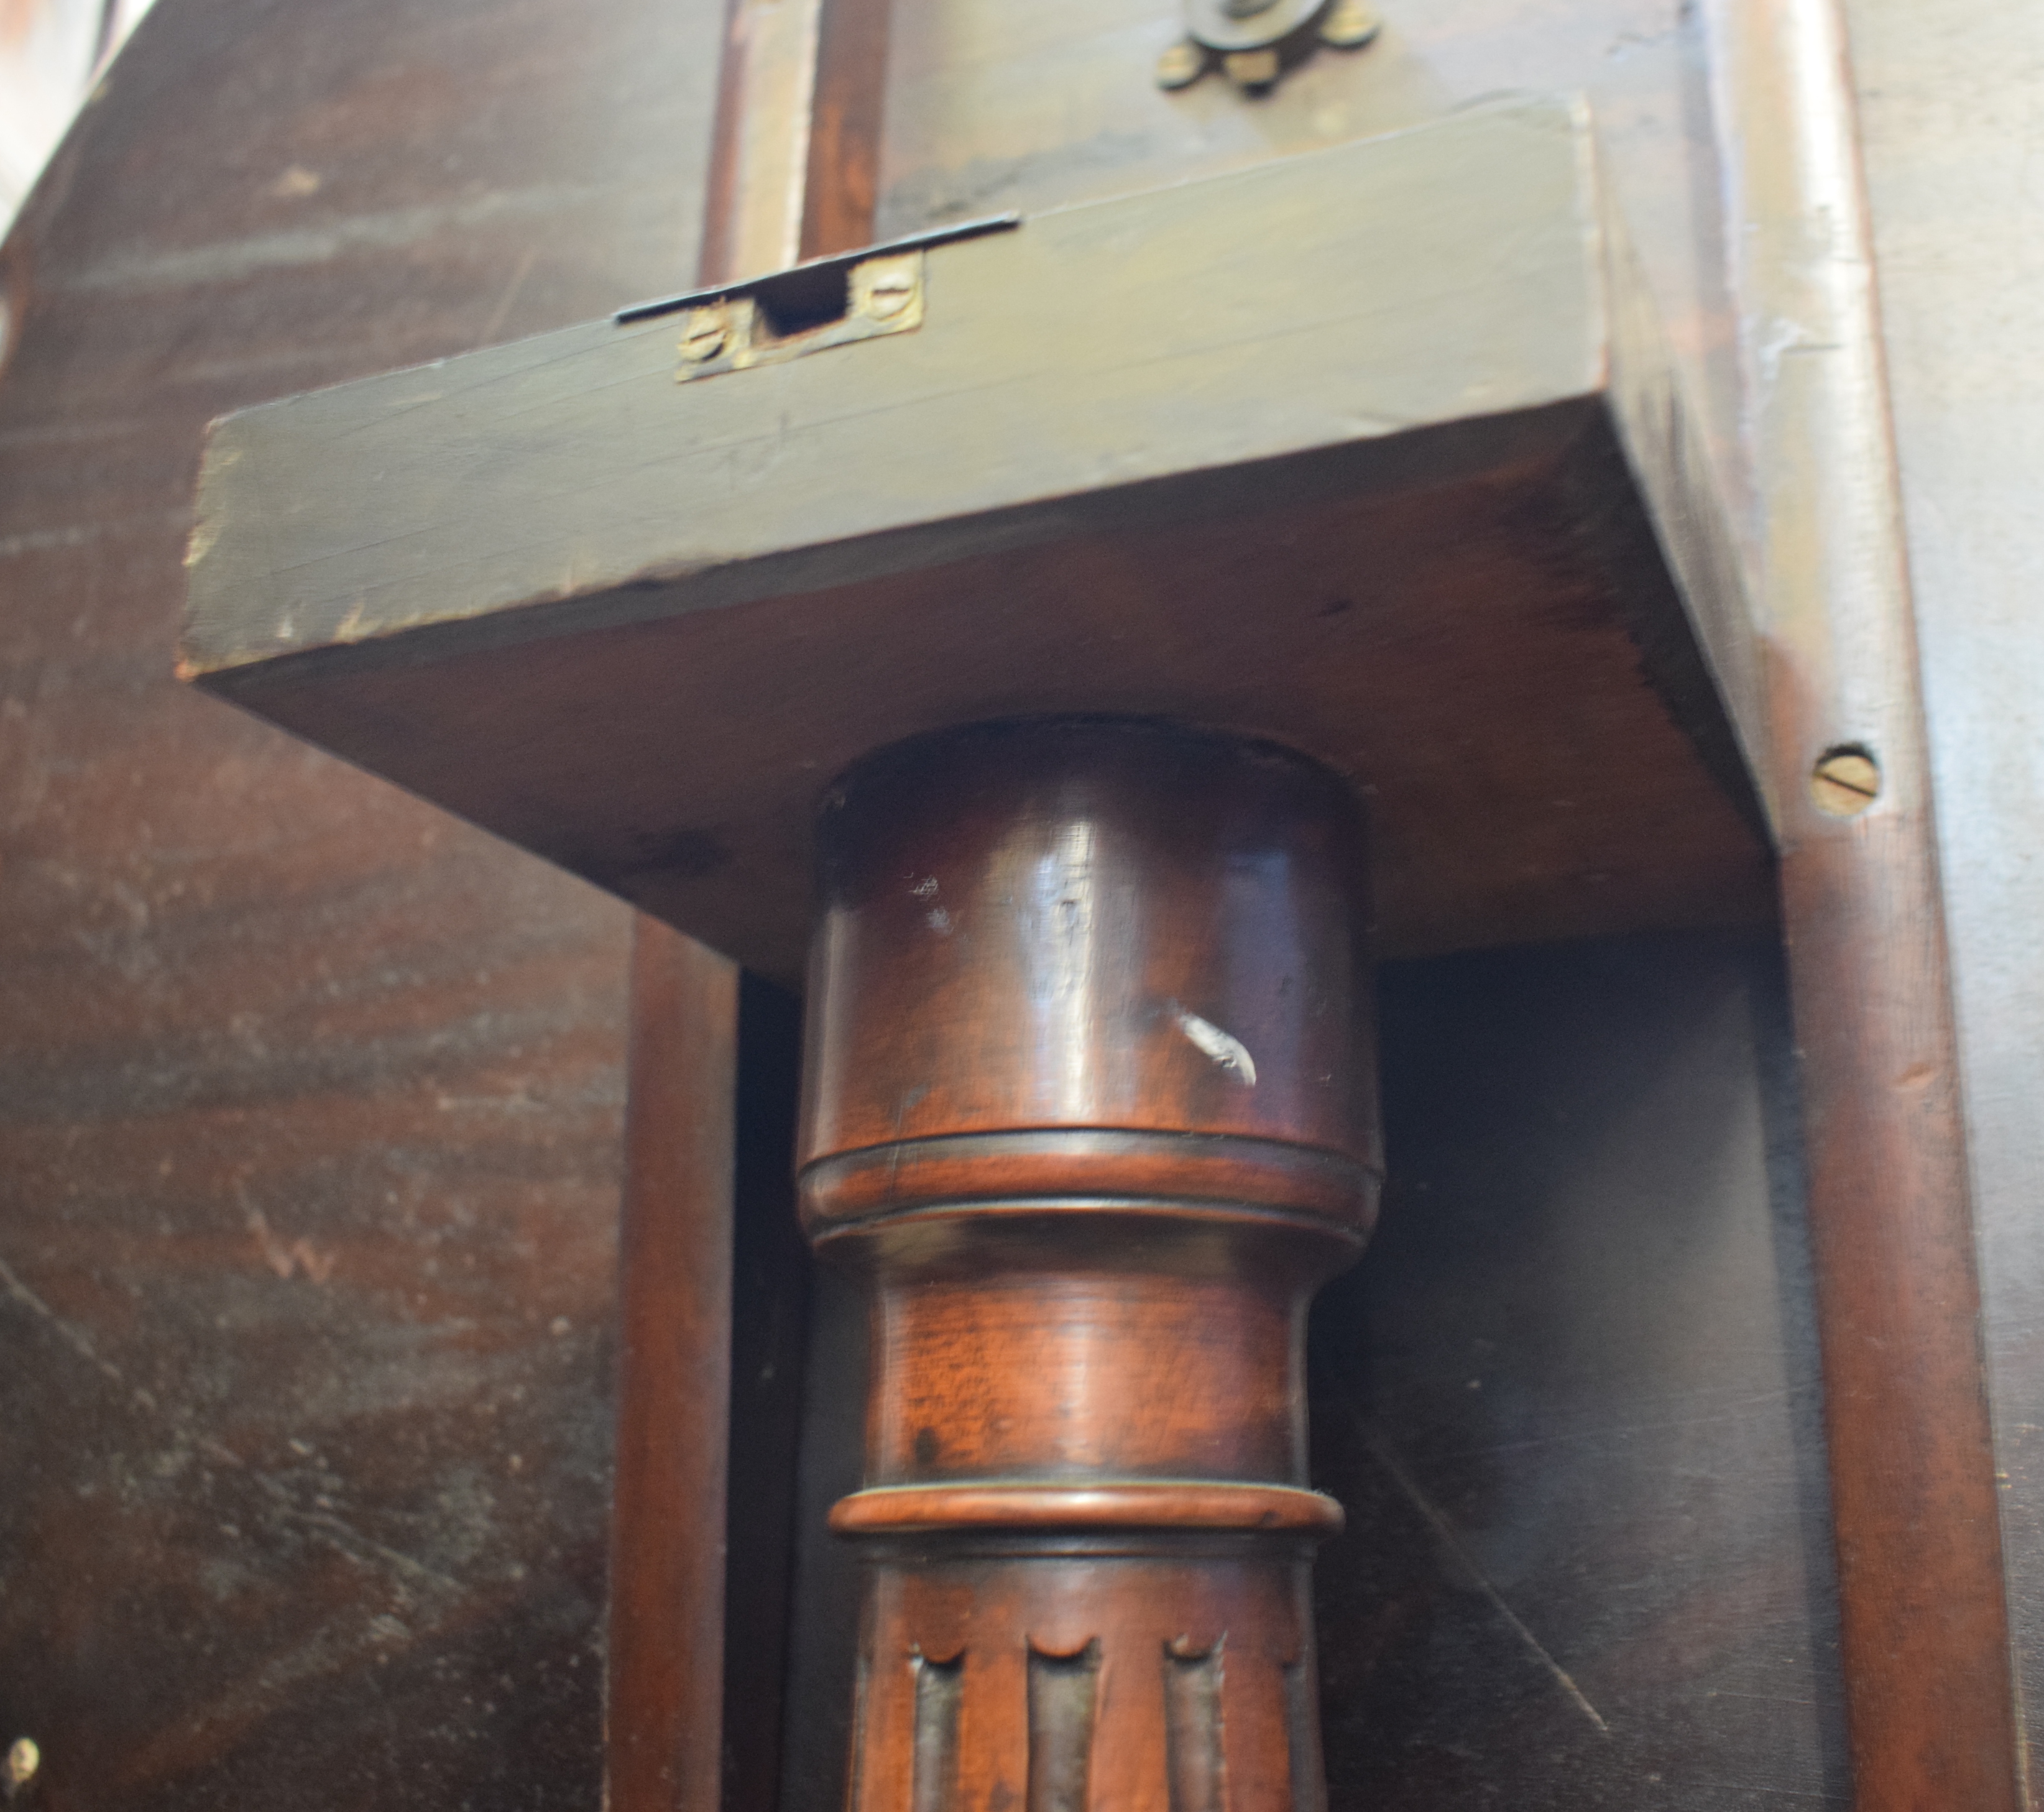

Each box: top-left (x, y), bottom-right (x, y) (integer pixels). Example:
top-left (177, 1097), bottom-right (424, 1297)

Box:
top-left (799, 719), bottom-right (1381, 1812)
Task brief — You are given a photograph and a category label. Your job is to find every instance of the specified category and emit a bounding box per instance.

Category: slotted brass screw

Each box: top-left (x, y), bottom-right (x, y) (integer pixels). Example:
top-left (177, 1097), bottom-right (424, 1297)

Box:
top-left (1810, 746), bottom-right (1881, 817)
top-left (865, 265), bottom-right (918, 320)
top-left (679, 309), bottom-right (728, 363)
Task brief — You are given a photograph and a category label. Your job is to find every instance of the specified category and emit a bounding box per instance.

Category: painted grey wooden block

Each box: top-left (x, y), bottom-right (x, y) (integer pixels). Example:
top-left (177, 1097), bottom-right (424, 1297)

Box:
top-left (182, 96), bottom-right (1770, 986)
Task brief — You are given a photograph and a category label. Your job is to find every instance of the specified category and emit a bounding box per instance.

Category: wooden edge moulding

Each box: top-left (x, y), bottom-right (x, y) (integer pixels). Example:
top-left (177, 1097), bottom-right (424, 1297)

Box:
top-left (180, 86), bottom-right (1787, 1812)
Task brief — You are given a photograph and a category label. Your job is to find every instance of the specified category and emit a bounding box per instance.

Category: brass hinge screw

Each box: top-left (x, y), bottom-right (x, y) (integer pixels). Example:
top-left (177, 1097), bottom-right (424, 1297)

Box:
top-left (1810, 745), bottom-right (1882, 817)
top-left (865, 265), bottom-right (918, 320)
top-left (679, 309), bottom-right (729, 363)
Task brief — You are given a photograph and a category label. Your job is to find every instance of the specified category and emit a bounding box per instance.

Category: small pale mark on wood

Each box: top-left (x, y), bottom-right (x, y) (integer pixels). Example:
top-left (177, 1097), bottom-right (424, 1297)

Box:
top-left (1173, 1006), bottom-right (1258, 1085)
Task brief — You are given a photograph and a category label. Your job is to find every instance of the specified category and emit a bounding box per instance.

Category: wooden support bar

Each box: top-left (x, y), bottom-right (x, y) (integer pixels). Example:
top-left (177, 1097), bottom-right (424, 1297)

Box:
top-left (796, 719), bottom-right (1381, 1811)
top-left (608, 925), bottom-right (741, 1812)
top-left (1705, 1), bottom-right (2024, 1803)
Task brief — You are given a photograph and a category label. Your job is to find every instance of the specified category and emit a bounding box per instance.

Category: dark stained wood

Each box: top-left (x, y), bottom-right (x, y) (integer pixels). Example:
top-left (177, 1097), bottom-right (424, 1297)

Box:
top-left (0, 0), bottom-right (724, 1804)
top-left (799, 719), bottom-right (1379, 1812)
top-left (801, 724), bottom-right (1377, 1190)
top-left (180, 101), bottom-right (1773, 988)
top-left (717, 972), bottom-right (811, 1812)
top-left (775, 1262), bottom-right (874, 1812)
top-left (1309, 932), bottom-right (1847, 1809)
top-left (608, 926), bottom-right (739, 1812)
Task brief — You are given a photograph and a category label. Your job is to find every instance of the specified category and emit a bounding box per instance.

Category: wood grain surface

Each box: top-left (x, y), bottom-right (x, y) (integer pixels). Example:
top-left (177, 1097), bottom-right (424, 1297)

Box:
top-left (0, 0), bottom-right (722, 1803)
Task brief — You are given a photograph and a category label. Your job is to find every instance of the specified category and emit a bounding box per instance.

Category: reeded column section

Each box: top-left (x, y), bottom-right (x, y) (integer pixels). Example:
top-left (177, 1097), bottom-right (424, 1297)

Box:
top-left (799, 719), bottom-right (1381, 1812)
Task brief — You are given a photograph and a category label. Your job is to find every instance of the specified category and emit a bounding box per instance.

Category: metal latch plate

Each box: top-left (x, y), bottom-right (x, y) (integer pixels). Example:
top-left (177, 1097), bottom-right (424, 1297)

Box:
top-left (673, 251), bottom-right (924, 382)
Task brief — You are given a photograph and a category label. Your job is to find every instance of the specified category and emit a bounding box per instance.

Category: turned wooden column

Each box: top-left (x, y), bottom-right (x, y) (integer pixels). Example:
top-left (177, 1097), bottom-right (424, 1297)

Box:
top-left (798, 719), bottom-right (1380, 1812)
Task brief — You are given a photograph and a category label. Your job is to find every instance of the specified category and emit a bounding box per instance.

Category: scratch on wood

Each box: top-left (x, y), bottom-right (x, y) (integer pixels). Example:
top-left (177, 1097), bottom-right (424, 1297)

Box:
top-left (0, 509), bottom-right (188, 561)
top-left (1, 1251), bottom-right (453, 1600)
top-left (1422, 1386), bottom-right (1801, 1463)
top-left (0, 1249), bottom-right (129, 1392)
top-left (287, 1507), bottom-right (463, 1597)
top-left (60, 185), bottom-right (601, 295)
top-left (1361, 1419), bottom-right (1613, 1737)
